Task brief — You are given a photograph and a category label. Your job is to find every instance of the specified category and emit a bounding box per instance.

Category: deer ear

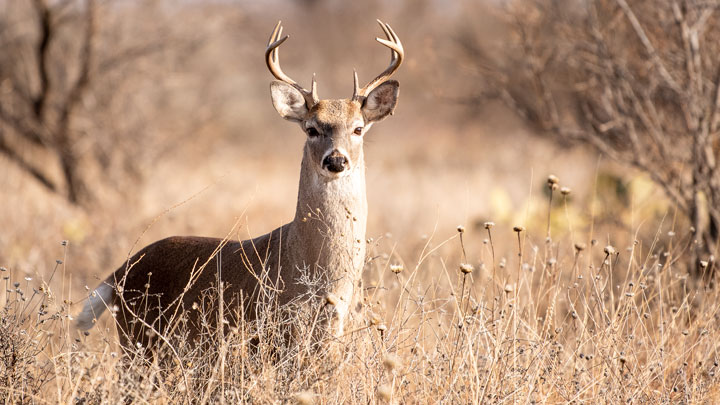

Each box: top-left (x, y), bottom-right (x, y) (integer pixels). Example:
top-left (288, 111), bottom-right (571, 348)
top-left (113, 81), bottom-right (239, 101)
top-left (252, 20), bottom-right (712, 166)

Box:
top-left (270, 81), bottom-right (309, 122)
top-left (362, 80), bottom-right (399, 123)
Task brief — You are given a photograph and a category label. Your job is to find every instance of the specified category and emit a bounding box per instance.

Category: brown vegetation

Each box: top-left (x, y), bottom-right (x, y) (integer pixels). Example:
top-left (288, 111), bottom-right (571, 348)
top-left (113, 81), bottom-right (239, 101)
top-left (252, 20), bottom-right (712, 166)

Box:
top-left (2, 0), bottom-right (719, 403)
top-left (460, 0), bottom-right (720, 274)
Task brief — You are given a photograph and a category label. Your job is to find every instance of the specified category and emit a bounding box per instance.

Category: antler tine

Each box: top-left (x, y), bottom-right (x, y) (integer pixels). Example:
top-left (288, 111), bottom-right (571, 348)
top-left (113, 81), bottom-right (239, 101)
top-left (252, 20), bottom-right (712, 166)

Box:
top-left (353, 20), bottom-right (404, 101)
top-left (310, 73), bottom-right (318, 103)
top-left (267, 21), bottom-right (283, 49)
top-left (352, 70), bottom-right (360, 99)
top-left (267, 20), bottom-right (281, 47)
top-left (265, 21), bottom-right (319, 106)
top-left (377, 20), bottom-right (398, 64)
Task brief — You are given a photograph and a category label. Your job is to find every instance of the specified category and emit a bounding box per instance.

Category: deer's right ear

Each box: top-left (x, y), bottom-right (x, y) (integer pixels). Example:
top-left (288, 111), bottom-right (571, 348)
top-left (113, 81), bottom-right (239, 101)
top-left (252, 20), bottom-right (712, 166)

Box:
top-left (270, 81), bottom-right (309, 122)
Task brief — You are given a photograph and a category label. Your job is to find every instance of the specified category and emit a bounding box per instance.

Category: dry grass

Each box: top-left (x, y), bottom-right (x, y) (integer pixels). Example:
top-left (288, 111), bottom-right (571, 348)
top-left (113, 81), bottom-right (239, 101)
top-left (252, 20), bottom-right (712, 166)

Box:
top-left (2, 1), bottom-right (719, 403)
top-left (2, 173), bottom-right (719, 404)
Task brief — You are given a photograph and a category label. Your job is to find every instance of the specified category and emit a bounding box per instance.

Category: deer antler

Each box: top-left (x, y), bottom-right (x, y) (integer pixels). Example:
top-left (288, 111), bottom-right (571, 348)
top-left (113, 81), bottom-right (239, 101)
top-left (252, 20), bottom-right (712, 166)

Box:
top-left (352, 20), bottom-right (404, 101)
top-left (265, 21), bottom-right (319, 107)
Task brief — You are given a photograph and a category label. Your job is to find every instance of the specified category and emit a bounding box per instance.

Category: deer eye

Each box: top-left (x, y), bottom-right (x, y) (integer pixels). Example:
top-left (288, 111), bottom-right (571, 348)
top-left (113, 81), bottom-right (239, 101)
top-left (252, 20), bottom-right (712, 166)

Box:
top-left (306, 127), bottom-right (320, 137)
top-left (353, 127), bottom-right (363, 136)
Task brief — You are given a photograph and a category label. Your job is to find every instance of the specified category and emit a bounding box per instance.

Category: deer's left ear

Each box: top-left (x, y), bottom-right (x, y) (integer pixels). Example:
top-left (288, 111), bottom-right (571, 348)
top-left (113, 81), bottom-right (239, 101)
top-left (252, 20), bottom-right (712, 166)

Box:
top-left (362, 80), bottom-right (399, 123)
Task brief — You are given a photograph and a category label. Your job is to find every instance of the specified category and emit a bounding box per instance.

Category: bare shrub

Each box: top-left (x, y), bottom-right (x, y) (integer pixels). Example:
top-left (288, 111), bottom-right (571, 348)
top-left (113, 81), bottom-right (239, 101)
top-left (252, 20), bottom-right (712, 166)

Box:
top-left (459, 0), bottom-right (720, 275)
top-left (0, 265), bottom-right (64, 404)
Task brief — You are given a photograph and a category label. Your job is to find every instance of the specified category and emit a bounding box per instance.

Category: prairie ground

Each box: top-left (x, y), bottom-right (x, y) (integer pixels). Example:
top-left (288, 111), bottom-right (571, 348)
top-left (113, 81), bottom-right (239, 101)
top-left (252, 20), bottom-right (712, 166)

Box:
top-left (2, 1), bottom-right (719, 403)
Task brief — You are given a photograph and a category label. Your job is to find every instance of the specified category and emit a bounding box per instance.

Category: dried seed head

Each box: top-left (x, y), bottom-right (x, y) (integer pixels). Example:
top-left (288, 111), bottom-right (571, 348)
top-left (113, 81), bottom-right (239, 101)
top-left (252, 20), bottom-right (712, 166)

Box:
top-left (504, 284), bottom-right (514, 293)
top-left (56, 260), bottom-right (63, 265)
top-left (560, 187), bottom-right (571, 195)
top-left (484, 221), bottom-right (495, 229)
top-left (574, 243), bottom-right (586, 252)
top-left (191, 302), bottom-right (199, 310)
top-left (513, 226), bottom-right (525, 233)
top-left (700, 260), bottom-right (709, 268)
top-left (457, 225), bottom-right (465, 233)
top-left (459, 263), bottom-right (474, 274)
top-left (604, 245), bottom-right (616, 255)
top-left (383, 353), bottom-right (402, 371)
top-left (294, 390), bottom-right (314, 405)
top-left (377, 384), bottom-right (392, 401)
top-left (325, 293), bottom-right (338, 306)
top-left (377, 324), bottom-right (387, 332)
top-left (547, 174), bottom-right (559, 186)
top-left (390, 264), bottom-right (404, 274)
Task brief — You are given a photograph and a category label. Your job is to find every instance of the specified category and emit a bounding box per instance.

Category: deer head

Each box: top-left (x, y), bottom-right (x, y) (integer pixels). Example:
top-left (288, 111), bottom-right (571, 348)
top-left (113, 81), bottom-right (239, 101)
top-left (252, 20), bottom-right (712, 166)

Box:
top-left (266, 20), bottom-right (403, 179)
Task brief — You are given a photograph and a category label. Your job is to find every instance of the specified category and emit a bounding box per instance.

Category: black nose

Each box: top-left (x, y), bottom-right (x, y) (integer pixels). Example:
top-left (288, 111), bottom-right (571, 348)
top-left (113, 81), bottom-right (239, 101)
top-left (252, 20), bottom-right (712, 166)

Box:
top-left (323, 153), bottom-right (348, 173)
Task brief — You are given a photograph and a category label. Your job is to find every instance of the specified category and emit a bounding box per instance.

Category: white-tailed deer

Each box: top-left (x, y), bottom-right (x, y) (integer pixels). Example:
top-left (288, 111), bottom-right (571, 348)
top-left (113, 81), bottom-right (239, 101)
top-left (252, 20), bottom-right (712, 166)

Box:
top-left (76, 20), bottom-right (403, 349)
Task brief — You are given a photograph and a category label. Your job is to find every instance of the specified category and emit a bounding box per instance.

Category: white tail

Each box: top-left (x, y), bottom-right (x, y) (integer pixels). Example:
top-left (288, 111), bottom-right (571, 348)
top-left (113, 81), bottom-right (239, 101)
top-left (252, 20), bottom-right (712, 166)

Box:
top-left (76, 278), bottom-right (114, 331)
top-left (78, 20), bottom-right (403, 349)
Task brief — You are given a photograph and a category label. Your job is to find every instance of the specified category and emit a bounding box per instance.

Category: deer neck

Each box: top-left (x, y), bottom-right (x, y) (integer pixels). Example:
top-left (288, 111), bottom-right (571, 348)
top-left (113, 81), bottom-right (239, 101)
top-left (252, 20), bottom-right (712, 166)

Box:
top-left (285, 143), bottom-right (367, 334)
top-left (290, 145), bottom-right (367, 276)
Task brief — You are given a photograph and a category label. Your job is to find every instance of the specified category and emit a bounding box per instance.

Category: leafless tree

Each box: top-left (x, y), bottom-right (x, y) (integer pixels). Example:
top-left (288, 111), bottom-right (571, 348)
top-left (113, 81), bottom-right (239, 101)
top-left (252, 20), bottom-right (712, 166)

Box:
top-left (0, 0), bottom-right (213, 206)
top-left (0, 0), bottom-right (96, 204)
top-left (461, 0), bottom-right (720, 275)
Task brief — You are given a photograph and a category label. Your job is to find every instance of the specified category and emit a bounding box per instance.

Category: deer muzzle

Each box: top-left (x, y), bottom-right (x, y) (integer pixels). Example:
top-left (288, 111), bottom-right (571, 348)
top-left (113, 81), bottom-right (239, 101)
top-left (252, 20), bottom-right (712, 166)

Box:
top-left (322, 150), bottom-right (349, 173)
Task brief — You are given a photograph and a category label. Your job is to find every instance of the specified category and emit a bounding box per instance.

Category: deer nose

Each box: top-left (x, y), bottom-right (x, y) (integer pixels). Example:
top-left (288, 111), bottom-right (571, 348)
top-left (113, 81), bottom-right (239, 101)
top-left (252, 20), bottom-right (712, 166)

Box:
top-left (322, 150), bottom-right (349, 173)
